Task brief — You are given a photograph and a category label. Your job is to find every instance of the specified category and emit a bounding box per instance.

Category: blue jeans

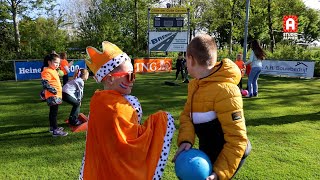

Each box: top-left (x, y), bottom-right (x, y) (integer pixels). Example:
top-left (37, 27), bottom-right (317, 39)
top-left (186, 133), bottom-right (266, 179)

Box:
top-left (247, 67), bottom-right (262, 97)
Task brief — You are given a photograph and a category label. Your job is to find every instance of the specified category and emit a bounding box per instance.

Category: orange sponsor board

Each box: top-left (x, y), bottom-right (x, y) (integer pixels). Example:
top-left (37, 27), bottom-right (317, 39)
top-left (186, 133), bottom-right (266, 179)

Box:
top-left (134, 58), bottom-right (172, 73)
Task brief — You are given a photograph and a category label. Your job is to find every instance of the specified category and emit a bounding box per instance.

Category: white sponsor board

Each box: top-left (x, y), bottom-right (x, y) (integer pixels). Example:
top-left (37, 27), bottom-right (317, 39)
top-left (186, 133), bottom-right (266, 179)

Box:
top-left (262, 60), bottom-right (315, 78)
top-left (149, 31), bottom-right (188, 52)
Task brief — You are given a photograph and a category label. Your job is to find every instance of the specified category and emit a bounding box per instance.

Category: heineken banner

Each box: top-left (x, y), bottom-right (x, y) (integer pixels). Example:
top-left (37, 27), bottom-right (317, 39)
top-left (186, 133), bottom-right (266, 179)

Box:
top-left (14, 60), bottom-right (86, 81)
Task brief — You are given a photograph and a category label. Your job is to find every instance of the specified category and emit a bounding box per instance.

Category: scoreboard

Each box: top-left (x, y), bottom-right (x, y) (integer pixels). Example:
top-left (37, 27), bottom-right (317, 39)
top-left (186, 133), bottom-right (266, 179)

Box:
top-left (154, 17), bottom-right (184, 28)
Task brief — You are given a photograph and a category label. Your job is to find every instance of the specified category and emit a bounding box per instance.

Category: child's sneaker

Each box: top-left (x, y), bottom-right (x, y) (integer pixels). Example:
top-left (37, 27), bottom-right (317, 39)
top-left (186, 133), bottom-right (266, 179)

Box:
top-left (49, 127), bottom-right (64, 133)
top-left (69, 119), bottom-right (83, 126)
top-left (243, 94), bottom-right (251, 98)
top-left (52, 129), bottom-right (68, 137)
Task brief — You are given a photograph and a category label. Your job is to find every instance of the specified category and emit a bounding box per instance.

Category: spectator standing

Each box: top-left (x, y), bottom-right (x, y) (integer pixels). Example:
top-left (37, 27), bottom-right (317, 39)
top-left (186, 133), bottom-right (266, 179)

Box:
top-left (60, 52), bottom-right (73, 86)
top-left (245, 40), bottom-right (266, 97)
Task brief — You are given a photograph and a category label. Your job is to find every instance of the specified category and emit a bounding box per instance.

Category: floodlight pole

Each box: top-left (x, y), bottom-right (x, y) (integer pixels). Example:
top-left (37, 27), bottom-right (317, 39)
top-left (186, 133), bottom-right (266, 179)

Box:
top-left (187, 8), bottom-right (190, 44)
top-left (147, 8), bottom-right (150, 57)
top-left (242, 0), bottom-right (250, 62)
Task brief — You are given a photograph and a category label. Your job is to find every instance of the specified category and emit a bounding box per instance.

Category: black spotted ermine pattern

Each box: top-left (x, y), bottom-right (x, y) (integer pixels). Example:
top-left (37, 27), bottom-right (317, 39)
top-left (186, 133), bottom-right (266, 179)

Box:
top-left (152, 112), bottom-right (175, 180)
top-left (124, 95), bottom-right (143, 124)
top-left (78, 151), bottom-right (85, 180)
top-left (124, 95), bottom-right (176, 179)
top-left (78, 95), bottom-right (175, 180)
top-left (94, 53), bottom-right (130, 82)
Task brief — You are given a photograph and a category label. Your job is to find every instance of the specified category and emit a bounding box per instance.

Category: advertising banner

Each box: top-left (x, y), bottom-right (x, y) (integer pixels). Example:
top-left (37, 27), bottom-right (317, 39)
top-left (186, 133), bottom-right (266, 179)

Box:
top-left (149, 31), bottom-right (188, 52)
top-left (14, 60), bottom-right (86, 81)
top-left (134, 58), bottom-right (172, 73)
top-left (15, 61), bottom-right (43, 80)
top-left (150, 8), bottom-right (188, 14)
top-left (262, 60), bottom-right (315, 78)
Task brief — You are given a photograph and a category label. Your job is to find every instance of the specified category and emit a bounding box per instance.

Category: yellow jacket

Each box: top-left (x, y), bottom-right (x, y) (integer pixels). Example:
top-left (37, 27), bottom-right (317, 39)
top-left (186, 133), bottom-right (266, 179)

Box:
top-left (177, 58), bottom-right (248, 180)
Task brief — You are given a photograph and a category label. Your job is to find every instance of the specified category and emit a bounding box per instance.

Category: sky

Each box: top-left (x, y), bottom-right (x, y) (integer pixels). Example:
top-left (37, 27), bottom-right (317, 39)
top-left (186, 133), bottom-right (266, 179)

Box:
top-left (56, 0), bottom-right (320, 10)
top-left (303, 0), bottom-right (320, 10)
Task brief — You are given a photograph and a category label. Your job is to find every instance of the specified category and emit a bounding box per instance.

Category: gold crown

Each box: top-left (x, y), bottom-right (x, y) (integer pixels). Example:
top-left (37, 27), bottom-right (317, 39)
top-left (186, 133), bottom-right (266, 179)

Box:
top-left (86, 41), bottom-right (123, 75)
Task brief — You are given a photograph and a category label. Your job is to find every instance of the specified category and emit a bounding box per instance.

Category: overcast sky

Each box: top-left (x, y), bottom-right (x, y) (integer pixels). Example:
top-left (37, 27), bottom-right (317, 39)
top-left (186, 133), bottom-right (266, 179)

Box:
top-left (303, 0), bottom-right (320, 10)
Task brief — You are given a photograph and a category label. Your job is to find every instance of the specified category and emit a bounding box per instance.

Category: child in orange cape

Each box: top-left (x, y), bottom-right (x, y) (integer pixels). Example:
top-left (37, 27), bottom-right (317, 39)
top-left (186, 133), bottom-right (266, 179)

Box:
top-left (79, 41), bottom-right (176, 180)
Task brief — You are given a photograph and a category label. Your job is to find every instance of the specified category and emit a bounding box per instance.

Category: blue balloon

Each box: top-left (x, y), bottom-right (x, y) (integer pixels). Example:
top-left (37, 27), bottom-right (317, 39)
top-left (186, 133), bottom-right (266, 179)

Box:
top-left (175, 148), bottom-right (212, 180)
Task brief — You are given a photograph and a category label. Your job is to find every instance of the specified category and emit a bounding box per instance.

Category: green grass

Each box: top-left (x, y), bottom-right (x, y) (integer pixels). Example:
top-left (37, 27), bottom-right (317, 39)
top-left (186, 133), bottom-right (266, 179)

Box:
top-left (0, 73), bottom-right (320, 179)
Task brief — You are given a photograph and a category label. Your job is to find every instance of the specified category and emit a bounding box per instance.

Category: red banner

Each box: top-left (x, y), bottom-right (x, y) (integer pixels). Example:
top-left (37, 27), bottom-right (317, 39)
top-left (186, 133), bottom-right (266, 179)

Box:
top-left (134, 58), bottom-right (172, 73)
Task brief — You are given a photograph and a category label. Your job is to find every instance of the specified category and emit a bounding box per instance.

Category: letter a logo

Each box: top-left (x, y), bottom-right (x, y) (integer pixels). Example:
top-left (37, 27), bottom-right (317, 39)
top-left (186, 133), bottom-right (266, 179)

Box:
top-left (283, 15), bottom-right (298, 33)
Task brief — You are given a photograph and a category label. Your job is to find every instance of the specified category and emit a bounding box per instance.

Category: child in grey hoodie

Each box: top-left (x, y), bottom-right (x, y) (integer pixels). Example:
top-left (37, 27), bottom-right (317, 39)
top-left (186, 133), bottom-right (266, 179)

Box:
top-left (62, 68), bottom-right (89, 126)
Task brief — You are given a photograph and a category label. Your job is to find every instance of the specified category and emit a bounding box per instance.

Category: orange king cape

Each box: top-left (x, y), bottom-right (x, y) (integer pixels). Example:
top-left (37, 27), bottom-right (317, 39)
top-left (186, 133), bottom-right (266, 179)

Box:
top-left (82, 90), bottom-right (169, 179)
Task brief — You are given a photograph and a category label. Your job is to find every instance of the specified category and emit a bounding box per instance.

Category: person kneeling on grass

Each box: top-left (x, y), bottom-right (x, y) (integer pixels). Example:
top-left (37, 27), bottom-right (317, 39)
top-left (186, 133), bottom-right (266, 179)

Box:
top-left (79, 41), bottom-right (176, 180)
top-left (62, 68), bottom-right (89, 126)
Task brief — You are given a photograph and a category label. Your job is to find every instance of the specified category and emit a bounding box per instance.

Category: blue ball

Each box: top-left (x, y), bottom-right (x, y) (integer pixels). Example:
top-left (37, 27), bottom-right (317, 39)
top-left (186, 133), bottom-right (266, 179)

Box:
top-left (175, 148), bottom-right (212, 180)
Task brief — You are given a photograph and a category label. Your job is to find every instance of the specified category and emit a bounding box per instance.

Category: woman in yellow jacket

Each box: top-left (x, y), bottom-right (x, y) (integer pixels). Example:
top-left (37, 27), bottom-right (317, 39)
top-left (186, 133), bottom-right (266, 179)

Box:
top-left (173, 34), bottom-right (251, 180)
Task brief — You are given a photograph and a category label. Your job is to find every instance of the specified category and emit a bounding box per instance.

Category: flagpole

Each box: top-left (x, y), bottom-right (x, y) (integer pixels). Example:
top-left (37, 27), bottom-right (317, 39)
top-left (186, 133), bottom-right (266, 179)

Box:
top-left (243, 0), bottom-right (250, 62)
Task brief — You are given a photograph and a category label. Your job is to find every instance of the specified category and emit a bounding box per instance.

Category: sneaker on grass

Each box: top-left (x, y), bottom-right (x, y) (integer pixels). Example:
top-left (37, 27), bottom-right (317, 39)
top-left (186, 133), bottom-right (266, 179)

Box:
top-left (69, 119), bottom-right (83, 126)
top-left (49, 127), bottom-right (64, 133)
top-left (52, 129), bottom-right (68, 137)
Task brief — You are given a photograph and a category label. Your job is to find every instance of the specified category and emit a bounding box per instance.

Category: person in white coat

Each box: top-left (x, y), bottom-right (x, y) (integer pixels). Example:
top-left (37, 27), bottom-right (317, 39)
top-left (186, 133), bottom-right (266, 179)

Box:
top-left (245, 40), bottom-right (266, 97)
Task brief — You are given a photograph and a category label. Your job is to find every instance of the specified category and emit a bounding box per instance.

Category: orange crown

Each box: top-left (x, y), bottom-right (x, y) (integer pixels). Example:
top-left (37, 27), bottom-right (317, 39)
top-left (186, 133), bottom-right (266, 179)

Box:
top-left (86, 41), bottom-right (130, 82)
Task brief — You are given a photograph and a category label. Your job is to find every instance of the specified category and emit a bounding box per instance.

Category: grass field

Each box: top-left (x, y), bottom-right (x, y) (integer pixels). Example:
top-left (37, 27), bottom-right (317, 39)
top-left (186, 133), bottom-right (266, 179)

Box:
top-left (0, 72), bottom-right (320, 179)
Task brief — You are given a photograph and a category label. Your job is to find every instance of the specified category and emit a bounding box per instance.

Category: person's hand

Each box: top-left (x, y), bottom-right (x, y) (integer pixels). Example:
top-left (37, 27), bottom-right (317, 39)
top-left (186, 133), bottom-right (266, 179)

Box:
top-left (172, 142), bottom-right (192, 162)
top-left (206, 172), bottom-right (218, 180)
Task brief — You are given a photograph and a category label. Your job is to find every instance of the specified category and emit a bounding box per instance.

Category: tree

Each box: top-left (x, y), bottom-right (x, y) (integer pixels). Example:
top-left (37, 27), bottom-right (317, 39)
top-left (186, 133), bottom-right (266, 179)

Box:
top-left (77, 0), bottom-right (153, 56)
top-left (300, 8), bottom-right (320, 42)
top-left (6, 0), bottom-right (22, 54)
top-left (202, 0), bottom-right (245, 51)
top-left (267, 0), bottom-right (320, 44)
top-left (4, 0), bottom-right (57, 56)
top-left (267, 0), bottom-right (275, 52)
top-left (0, 2), bottom-right (15, 60)
top-left (19, 17), bottom-right (68, 58)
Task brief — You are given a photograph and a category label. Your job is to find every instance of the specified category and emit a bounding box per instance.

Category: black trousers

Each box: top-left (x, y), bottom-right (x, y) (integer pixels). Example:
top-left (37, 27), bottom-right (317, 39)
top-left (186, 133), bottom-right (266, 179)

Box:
top-left (49, 105), bottom-right (58, 129)
top-left (175, 65), bottom-right (184, 80)
top-left (196, 120), bottom-right (251, 179)
top-left (184, 67), bottom-right (189, 80)
top-left (62, 74), bottom-right (69, 86)
top-left (237, 77), bottom-right (243, 89)
top-left (62, 92), bottom-right (80, 124)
